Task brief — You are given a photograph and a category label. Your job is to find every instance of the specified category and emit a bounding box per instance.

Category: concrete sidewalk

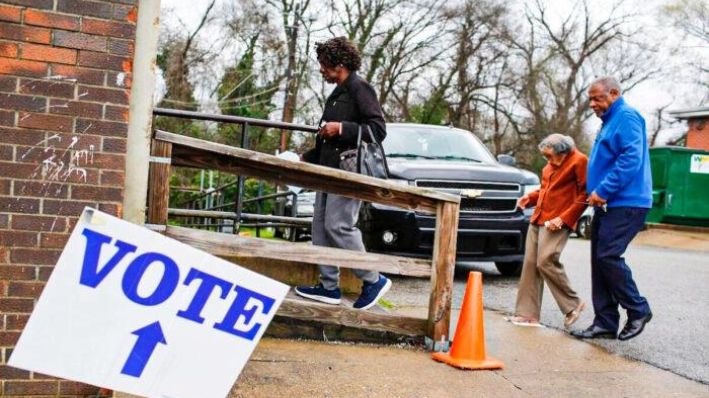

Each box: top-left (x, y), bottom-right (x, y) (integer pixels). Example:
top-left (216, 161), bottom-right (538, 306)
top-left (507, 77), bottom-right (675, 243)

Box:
top-left (229, 310), bottom-right (709, 397)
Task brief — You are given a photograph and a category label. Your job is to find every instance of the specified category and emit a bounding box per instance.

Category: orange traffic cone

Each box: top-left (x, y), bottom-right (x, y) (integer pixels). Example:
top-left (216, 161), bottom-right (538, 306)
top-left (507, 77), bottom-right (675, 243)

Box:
top-left (432, 271), bottom-right (504, 370)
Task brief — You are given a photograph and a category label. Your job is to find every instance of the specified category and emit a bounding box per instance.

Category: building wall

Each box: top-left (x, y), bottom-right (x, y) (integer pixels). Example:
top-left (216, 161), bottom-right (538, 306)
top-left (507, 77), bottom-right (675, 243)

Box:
top-left (0, 1), bottom-right (138, 396)
top-left (686, 117), bottom-right (709, 151)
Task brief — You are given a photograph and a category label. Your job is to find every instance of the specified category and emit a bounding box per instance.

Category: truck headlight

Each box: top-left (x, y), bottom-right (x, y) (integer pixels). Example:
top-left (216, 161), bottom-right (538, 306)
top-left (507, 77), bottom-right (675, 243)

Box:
top-left (382, 230), bottom-right (397, 245)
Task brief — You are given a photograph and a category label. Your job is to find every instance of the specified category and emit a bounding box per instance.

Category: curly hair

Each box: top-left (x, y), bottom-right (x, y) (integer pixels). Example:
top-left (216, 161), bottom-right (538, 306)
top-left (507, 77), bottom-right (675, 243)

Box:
top-left (315, 36), bottom-right (362, 72)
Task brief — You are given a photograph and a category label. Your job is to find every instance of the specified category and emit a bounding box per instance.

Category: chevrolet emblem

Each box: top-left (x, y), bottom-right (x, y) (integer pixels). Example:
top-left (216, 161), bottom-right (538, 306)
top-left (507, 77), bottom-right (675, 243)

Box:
top-left (461, 189), bottom-right (483, 198)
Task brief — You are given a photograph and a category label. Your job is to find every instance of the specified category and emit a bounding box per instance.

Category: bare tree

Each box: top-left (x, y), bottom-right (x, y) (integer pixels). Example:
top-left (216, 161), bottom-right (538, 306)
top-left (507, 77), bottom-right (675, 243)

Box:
top-left (443, 0), bottom-right (508, 129)
top-left (155, 0), bottom-right (218, 142)
top-left (661, 0), bottom-right (709, 102)
top-left (496, 0), bottom-right (658, 167)
top-left (329, 0), bottom-right (446, 118)
top-left (663, 0), bottom-right (709, 43)
top-left (265, 0), bottom-right (316, 151)
top-left (649, 103), bottom-right (670, 146)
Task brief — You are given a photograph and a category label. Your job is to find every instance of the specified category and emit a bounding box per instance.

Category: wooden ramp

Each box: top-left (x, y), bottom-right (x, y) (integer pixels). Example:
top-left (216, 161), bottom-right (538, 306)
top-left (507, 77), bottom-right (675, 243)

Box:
top-left (162, 225), bottom-right (432, 278)
top-left (148, 129), bottom-right (461, 346)
top-left (159, 225), bottom-right (429, 341)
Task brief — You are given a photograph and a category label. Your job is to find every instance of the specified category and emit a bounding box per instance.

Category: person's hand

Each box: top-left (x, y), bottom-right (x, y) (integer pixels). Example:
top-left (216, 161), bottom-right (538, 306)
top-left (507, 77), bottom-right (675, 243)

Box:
top-left (545, 216), bottom-right (564, 232)
top-left (516, 195), bottom-right (530, 209)
top-left (587, 191), bottom-right (607, 207)
top-left (319, 122), bottom-right (341, 138)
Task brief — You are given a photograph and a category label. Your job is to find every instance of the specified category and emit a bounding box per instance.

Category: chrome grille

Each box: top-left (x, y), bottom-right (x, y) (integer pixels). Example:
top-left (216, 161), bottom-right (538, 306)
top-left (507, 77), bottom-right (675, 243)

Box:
top-left (414, 180), bottom-right (520, 214)
top-left (460, 197), bottom-right (517, 213)
top-left (415, 180), bottom-right (520, 192)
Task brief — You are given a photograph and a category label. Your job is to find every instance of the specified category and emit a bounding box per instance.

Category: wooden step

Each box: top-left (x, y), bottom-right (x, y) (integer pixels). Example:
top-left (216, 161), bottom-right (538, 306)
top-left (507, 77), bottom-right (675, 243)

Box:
top-left (275, 291), bottom-right (427, 337)
top-left (162, 225), bottom-right (432, 278)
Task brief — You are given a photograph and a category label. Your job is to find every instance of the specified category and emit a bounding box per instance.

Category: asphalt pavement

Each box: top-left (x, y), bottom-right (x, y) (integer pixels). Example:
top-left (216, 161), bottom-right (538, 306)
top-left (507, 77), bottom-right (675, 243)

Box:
top-left (452, 237), bottom-right (709, 385)
top-left (232, 237), bottom-right (709, 397)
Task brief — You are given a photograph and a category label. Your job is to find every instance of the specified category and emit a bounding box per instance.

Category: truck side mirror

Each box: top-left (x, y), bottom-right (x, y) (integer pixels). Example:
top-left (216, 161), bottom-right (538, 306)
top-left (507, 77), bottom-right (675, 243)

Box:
top-left (497, 154), bottom-right (517, 167)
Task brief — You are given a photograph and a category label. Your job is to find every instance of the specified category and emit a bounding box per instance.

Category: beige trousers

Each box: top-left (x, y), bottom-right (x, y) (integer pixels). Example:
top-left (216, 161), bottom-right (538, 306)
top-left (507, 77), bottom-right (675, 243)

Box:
top-left (515, 224), bottom-right (580, 319)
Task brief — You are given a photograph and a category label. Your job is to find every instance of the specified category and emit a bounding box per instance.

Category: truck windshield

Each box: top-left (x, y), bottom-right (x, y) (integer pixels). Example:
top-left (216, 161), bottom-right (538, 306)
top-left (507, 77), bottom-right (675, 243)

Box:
top-left (383, 125), bottom-right (495, 163)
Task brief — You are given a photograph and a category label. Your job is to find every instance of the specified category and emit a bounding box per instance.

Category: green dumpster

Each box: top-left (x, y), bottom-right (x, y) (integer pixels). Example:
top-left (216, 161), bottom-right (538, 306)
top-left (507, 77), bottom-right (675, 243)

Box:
top-left (647, 146), bottom-right (709, 227)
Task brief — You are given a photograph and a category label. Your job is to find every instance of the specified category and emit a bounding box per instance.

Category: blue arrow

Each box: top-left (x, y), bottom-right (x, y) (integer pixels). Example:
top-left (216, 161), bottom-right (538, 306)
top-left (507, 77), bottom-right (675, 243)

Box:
top-left (121, 321), bottom-right (167, 378)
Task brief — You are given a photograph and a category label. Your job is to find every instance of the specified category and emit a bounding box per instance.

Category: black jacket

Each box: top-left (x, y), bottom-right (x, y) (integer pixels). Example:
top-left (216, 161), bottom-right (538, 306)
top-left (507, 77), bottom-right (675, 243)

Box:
top-left (302, 72), bottom-right (386, 169)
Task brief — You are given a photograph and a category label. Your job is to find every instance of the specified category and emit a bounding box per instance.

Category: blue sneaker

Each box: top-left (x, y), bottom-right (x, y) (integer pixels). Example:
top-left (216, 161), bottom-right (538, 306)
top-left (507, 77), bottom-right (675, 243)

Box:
top-left (294, 283), bottom-right (341, 305)
top-left (353, 276), bottom-right (392, 310)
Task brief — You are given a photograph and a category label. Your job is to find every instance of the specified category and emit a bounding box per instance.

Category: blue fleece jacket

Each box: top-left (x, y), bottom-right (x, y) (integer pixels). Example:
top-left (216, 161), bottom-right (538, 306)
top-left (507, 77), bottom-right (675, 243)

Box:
top-left (587, 97), bottom-right (652, 208)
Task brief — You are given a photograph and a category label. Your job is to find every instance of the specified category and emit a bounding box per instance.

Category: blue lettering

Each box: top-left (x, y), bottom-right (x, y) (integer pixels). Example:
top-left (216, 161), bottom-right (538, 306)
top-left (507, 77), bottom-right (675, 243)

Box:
top-left (121, 253), bottom-right (180, 306)
top-left (176, 268), bottom-right (233, 324)
top-left (121, 321), bottom-right (166, 378)
top-left (213, 286), bottom-right (275, 340)
top-left (80, 228), bottom-right (137, 288)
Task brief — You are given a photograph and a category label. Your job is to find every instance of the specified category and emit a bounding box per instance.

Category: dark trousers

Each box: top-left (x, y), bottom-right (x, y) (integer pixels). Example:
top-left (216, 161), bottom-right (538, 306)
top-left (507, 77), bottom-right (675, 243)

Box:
top-left (591, 207), bottom-right (651, 331)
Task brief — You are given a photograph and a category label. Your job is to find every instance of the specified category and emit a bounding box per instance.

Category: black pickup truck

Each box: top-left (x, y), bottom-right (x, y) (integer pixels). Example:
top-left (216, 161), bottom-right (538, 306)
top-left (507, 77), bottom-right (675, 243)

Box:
top-left (360, 123), bottom-right (539, 276)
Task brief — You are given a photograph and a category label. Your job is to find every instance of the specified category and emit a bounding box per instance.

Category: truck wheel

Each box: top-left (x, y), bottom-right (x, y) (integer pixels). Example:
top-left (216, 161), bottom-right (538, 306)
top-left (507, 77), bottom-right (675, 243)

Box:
top-left (495, 261), bottom-right (523, 277)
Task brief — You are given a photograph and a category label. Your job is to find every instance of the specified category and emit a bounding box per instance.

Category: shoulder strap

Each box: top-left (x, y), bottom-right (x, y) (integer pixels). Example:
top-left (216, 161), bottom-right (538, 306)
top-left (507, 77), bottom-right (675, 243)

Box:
top-left (356, 124), bottom-right (363, 173)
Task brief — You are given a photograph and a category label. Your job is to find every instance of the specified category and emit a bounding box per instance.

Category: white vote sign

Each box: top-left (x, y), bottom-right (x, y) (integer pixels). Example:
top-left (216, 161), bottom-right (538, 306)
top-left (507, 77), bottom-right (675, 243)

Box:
top-left (9, 208), bottom-right (289, 398)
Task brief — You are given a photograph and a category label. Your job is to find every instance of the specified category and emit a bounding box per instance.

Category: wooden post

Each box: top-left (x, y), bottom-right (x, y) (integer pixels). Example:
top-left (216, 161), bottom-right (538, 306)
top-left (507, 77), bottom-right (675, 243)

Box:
top-left (427, 201), bottom-right (460, 345)
top-left (147, 139), bottom-right (172, 225)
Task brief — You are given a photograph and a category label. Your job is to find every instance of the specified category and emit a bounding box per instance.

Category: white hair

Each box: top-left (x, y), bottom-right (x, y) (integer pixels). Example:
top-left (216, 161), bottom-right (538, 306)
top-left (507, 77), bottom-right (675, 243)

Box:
top-left (538, 133), bottom-right (575, 155)
top-left (591, 76), bottom-right (622, 94)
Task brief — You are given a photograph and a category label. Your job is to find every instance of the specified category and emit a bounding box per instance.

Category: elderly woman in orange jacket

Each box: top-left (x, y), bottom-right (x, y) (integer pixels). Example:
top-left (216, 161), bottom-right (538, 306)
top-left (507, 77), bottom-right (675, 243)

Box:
top-left (509, 134), bottom-right (588, 328)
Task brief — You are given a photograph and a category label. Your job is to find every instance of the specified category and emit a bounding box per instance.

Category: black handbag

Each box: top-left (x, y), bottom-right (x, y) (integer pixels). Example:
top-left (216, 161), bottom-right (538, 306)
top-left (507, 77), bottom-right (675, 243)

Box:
top-left (339, 125), bottom-right (389, 179)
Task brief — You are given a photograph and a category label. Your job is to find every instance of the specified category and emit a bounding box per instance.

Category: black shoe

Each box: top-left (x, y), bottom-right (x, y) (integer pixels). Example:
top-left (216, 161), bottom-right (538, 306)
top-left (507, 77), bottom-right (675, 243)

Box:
top-left (618, 312), bottom-right (652, 341)
top-left (353, 276), bottom-right (392, 310)
top-left (570, 324), bottom-right (617, 339)
top-left (294, 283), bottom-right (341, 305)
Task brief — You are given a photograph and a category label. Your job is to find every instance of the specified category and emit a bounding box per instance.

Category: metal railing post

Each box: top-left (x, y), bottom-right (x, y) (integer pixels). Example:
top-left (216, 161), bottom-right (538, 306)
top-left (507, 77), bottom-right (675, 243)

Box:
top-left (256, 182), bottom-right (263, 237)
top-left (290, 192), bottom-right (298, 242)
top-left (233, 122), bottom-right (249, 234)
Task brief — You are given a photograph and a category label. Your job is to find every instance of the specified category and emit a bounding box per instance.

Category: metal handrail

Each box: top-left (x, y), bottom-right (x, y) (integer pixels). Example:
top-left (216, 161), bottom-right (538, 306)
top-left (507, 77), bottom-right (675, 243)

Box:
top-left (153, 107), bottom-right (319, 133)
top-left (153, 107), bottom-right (318, 235)
top-left (168, 209), bottom-right (311, 226)
top-left (174, 179), bottom-right (238, 208)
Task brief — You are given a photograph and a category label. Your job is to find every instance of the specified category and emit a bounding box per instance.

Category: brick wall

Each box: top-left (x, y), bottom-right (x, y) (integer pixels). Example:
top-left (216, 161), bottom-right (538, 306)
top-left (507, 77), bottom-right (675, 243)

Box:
top-left (686, 117), bottom-right (709, 151)
top-left (0, 1), bottom-right (138, 396)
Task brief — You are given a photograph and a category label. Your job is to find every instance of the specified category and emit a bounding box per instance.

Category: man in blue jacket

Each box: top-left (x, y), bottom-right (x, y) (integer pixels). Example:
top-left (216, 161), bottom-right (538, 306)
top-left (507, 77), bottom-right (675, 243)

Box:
top-left (571, 77), bottom-right (653, 341)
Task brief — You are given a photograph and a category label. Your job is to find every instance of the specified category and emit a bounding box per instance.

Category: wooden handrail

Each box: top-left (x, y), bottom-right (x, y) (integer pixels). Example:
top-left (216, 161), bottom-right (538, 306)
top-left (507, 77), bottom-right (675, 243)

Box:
top-left (149, 130), bottom-right (460, 345)
top-left (155, 130), bottom-right (459, 214)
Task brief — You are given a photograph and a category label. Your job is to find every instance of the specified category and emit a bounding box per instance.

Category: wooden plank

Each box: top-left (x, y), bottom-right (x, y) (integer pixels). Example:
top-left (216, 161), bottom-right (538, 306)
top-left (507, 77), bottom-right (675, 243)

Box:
top-left (147, 140), bottom-right (172, 225)
top-left (427, 201), bottom-right (460, 341)
top-left (266, 317), bottom-right (425, 345)
top-left (163, 225), bottom-right (432, 278)
top-left (277, 296), bottom-right (428, 337)
top-left (225, 257), bottom-right (365, 294)
top-left (154, 130), bottom-right (459, 214)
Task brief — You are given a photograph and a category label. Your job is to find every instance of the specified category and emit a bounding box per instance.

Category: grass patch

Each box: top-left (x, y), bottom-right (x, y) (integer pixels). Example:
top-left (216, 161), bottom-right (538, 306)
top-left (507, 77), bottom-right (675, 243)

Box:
top-left (378, 298), bottom-right (395, 310)
top-left (238, 227), bottom-right (276, 239)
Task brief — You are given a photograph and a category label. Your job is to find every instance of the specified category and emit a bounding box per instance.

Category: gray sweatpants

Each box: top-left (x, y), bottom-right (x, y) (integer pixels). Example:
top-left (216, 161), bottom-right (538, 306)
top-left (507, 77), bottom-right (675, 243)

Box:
top-left (312, 192), bottom-right (379, 290)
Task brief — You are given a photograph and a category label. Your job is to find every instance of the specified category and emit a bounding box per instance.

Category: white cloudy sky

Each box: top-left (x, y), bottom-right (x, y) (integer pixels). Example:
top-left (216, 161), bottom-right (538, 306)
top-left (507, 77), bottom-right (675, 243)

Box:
top-left (158, 0), bottom-right (708, 142)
